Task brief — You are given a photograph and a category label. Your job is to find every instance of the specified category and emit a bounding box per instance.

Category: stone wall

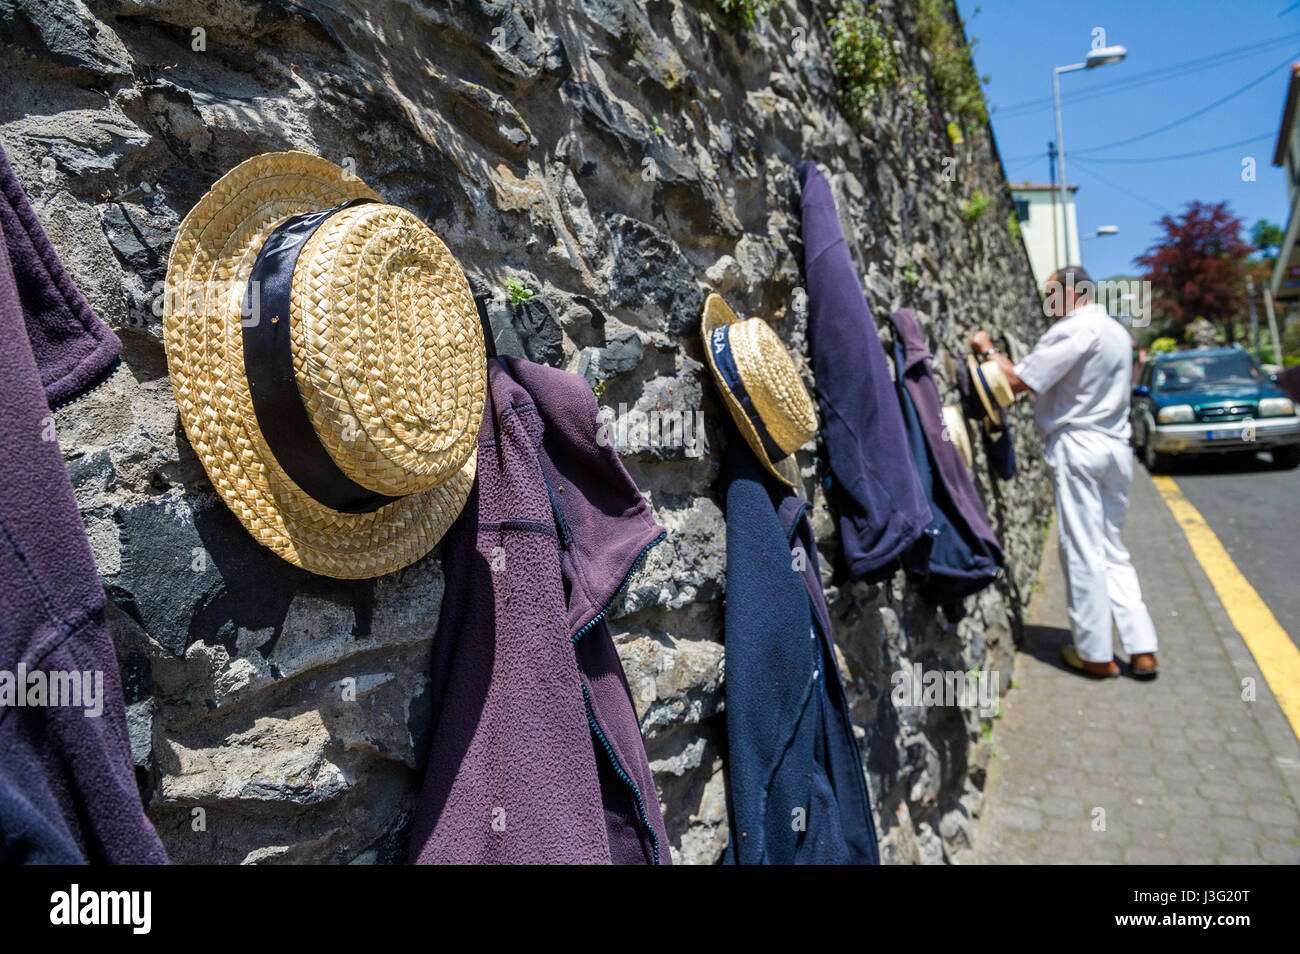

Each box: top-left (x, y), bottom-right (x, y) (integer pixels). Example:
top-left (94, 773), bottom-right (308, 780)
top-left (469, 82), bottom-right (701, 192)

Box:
top-left (1, 0), bottom-right (1053, 863)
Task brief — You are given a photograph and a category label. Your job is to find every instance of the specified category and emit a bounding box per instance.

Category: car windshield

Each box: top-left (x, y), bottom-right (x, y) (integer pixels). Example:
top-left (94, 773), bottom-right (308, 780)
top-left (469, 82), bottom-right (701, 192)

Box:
top-left (1153, 353), bottom-right (1261, 392)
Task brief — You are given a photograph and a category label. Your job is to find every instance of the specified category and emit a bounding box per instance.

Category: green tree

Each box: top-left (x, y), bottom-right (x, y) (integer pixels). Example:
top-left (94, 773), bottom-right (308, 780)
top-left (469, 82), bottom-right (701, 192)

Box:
top-left (1251, 219), bottom-right (1284, 260)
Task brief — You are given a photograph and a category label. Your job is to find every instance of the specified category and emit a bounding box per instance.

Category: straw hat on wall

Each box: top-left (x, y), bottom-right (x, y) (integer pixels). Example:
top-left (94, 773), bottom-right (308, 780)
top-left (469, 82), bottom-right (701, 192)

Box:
top-left (701, 293), bottom-right (817, 488)
top-left (164, 151), bottom-right (485, 579)
top-left (965, 353), bottom-right (1014, 430)
top-left (942, 404), bottom-right (973, 470)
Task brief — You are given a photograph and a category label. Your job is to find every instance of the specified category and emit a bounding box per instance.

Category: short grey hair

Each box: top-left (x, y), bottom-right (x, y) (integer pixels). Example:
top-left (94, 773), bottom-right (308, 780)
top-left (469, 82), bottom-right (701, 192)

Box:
top-left (1047, 265), bottom-right (1093, 303)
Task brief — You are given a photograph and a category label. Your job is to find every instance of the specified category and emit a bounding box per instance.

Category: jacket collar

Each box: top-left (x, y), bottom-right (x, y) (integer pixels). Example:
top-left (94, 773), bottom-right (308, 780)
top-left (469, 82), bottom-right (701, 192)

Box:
top-left (886, 308), bottom-right (933, 374)
top-left (491, 358), bottom-right (665, 637)
top-left (0, 143), bottom-right (121, 407)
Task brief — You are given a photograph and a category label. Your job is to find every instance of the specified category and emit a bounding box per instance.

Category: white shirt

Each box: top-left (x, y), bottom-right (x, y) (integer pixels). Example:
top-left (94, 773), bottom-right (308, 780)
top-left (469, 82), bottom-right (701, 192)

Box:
top-left (1013, 302), bottom-right (1134, 446)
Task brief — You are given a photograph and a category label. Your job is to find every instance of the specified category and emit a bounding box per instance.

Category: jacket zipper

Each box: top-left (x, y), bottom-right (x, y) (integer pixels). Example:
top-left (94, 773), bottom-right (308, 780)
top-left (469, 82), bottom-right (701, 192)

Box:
top-left (49, 356), bottom-right (123, 412)
top-left (582, 682), bottom-right (661, 865)
top-left (570, 530), bottom-right (665, 864)
top-left (571, 532), bottom-right (664, 645)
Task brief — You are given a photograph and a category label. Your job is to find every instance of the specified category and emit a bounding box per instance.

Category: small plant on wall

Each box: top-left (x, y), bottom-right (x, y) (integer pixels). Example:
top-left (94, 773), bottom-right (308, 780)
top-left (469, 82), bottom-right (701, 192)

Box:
top-left (918, 0), bottom-right (989, 129)
top-left (829, 1), bottom-right (899, 122)
top-left (903, 259), bottom-right (921, 290)
top-left (713, 0), bottom-right (773, 27)
top-left (961, 188), bottom-right (991, 224)
top-left (898, 76), bottom-right (932, 133)
top-left (505, 277), bottom-right (534, 305)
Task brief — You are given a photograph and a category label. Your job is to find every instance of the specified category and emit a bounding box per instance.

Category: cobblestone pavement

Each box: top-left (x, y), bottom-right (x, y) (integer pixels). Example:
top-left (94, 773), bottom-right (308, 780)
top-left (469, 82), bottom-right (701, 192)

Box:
top-left (977, 466), bottom-right (1300, 864)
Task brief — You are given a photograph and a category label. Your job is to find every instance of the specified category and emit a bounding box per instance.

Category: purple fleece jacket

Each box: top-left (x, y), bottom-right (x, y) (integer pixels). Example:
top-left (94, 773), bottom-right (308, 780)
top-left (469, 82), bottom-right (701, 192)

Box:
top-left (0, 142), bottom-right (167, 864)
top-left (798, 161), bottom-right (931, 580)
top-left (409, 357), bottom-right (670, 864)
top-left (887, 307), bottom-right (1002, 561)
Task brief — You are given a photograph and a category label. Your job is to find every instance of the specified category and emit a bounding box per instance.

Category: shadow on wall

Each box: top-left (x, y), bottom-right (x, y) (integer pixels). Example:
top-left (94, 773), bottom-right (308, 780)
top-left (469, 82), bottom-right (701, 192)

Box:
top-left (106, 422), bottom-right (378, 660)
top-left (106, 423), bottom-right (453, 864)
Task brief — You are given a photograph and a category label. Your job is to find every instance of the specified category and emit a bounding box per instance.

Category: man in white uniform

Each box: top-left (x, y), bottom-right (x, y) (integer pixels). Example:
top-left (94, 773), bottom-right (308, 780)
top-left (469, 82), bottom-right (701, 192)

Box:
top-left (971, 266), bottom-right (1158, 679)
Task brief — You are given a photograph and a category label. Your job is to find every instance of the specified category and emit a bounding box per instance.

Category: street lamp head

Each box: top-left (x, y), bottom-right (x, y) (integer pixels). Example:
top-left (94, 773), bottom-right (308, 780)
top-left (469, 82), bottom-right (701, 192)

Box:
top-left (1085, 45), bottom-right (1127, 69)
top-left (1082, 226), bottom-right (1120, 241)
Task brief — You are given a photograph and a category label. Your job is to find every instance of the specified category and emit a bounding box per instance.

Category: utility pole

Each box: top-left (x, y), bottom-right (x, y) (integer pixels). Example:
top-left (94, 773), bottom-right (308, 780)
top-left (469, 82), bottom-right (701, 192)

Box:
top-left (1247, 275), bottom-right (1260, 359)
top-left (1053, 66), bottom-right (1071, 267)
top-left (1048, 141), bottom-right (1059, 272)
top-left (1263, 286), bottom-right (1284, 369)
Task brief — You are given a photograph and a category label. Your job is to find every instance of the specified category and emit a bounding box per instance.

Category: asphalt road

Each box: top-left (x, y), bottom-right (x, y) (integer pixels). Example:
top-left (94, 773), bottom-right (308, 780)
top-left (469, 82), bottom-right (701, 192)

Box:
top-left (1162, 450), bottom-right (1300, 647)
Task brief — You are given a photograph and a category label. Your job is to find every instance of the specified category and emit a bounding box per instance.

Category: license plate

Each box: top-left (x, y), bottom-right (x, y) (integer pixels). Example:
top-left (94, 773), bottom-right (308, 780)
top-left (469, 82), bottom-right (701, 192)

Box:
top-left (1205, 428), bottom-right (1241, 440)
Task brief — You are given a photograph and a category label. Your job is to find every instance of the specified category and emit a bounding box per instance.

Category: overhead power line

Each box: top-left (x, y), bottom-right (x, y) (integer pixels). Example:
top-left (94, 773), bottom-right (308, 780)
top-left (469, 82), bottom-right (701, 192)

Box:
top-left (1069, 163), bottom-right (1169, 216)
top-left (1071, 58), bottom-right (1294, 156)
top-left (1068, 132), bottom-right (1274, 164)
top-left (991, 32), bottom-right (1300, 118)
top-left (1004, 156), bottom-right (1042, 176)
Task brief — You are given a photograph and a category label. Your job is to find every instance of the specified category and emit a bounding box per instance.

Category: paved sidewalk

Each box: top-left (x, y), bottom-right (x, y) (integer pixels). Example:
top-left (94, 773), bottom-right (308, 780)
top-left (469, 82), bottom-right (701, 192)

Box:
top-left (977, 467), bottom-right (1300, 864)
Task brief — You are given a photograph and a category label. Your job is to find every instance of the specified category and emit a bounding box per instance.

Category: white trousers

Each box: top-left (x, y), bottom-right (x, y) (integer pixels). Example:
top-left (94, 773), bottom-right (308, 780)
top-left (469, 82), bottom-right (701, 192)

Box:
top-left (1045, 430), bottom-right (1159, 663)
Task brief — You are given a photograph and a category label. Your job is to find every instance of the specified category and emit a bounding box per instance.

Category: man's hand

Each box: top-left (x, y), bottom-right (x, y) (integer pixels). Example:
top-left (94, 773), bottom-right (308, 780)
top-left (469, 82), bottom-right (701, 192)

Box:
top-left (970, 329), bottom-right (1031, 395)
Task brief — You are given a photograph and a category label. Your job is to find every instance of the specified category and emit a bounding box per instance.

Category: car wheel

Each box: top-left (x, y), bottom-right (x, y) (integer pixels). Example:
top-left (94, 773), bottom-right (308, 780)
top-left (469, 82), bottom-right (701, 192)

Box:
top-left (1271, 445), bottom-right (1300, 470)
top-left (1143, 437), bottom-right (1172, 474)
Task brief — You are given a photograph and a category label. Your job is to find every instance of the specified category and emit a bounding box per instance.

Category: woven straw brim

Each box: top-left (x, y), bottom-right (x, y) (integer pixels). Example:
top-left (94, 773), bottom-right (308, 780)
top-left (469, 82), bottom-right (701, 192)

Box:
top-left (983, 360), bottom-right (1015, 407)
top-left (164, 151), bottom-right (484, 579)
top-left (966, 354), bottom-right (1000, 429)
top-left (942, 404), bottom-right (973, 470)
top-left (701, 293), bottom-right (816, 489)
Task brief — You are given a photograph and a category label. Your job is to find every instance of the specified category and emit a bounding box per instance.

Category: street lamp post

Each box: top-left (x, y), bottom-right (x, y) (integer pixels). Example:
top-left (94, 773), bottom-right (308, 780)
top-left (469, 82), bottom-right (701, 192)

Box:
top-left (1053, 45), bottom-right (1127, 270)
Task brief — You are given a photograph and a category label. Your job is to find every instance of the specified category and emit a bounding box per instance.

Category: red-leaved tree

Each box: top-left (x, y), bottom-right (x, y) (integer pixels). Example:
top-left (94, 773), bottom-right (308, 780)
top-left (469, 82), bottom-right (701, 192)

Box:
top-left (1134, 201), bottom-right (1254, 341)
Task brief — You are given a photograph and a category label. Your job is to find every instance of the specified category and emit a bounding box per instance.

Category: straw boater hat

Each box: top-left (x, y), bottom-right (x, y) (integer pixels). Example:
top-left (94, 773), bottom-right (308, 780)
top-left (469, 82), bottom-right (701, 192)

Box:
top-left (942, 405), bottom-right (973, 470)
top-left (701, 293), bottom-right (817, 488)
top-left (164, 152), bottom-right (485, 579)
top-left (965, 353), bottom-right (1014, 429)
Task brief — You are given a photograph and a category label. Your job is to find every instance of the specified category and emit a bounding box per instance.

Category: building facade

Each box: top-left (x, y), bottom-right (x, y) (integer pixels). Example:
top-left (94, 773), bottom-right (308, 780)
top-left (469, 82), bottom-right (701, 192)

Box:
top-left (1271, 63), bottom-right (1300, 303)
top-left (1011, 182), bottom-right (1080, 290)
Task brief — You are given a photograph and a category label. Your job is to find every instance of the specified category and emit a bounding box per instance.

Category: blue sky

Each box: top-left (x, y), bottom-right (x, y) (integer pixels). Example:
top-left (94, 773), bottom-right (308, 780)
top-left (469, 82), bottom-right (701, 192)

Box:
top-left (953, 0), bottom-right (1298, 279)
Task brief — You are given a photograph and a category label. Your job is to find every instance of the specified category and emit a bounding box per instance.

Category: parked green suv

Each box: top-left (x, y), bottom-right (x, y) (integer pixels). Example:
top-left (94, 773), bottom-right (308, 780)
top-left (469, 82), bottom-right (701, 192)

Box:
top-left (1131, 348), bottom-right (1300, 473)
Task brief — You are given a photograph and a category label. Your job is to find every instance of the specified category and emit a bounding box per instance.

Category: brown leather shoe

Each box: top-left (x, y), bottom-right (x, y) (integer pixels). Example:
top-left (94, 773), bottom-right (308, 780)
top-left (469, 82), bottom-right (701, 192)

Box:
top-left (1062, 645), bottom-right (1119, 678)
top-left (1130, 652), bottom-right (1159, 680)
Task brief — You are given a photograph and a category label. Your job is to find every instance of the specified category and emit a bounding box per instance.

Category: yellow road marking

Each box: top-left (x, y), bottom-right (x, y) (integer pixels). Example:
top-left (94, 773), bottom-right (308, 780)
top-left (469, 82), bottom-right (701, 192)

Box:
top-left (1152, 475), bottom-right (1300, 740)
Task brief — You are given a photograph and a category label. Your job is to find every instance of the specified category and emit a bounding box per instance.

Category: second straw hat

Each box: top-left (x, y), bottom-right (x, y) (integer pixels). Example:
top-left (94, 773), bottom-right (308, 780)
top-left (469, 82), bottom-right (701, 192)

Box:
top-left (965, 353), bottom-right (1014, 430)
top-left (701, 293), bottom-right (817, 488)
top-left (164, 151), bottom-right (485, 579)
top-left (942, 405), bottom-right (973, 471)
